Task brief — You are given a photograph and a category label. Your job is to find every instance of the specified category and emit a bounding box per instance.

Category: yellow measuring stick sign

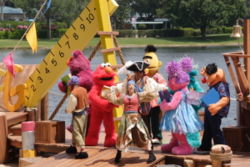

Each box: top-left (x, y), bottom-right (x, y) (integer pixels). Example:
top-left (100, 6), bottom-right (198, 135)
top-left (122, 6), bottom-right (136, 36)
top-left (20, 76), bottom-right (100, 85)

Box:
top-left (25, 0), bottom-right (118, 107)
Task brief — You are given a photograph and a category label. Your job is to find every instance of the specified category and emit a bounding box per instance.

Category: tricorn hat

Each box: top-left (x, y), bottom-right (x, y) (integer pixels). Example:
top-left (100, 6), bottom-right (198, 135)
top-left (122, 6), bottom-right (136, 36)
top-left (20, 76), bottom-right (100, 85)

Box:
top-left (127, 61), bottom-right (150, 72)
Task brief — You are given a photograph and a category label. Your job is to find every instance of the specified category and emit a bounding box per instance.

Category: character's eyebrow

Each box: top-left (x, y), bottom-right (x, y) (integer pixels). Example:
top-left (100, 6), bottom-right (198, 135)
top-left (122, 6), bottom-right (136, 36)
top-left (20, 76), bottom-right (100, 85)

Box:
top-left (143, 56), bottom-right (152, 59)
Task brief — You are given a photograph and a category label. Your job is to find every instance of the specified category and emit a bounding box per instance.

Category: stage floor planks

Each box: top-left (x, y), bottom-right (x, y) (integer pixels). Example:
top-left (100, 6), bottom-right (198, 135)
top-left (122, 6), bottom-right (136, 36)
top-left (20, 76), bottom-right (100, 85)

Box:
top-left (29, 147), bottom-right (165, 167)
top-left (18, 126), bottom-right (250, 167)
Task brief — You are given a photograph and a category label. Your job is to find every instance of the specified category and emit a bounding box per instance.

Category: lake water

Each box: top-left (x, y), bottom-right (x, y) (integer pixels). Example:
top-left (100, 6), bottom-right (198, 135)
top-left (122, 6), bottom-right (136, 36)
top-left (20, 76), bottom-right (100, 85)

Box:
top-left (0, 46), bottom-right (240, 127)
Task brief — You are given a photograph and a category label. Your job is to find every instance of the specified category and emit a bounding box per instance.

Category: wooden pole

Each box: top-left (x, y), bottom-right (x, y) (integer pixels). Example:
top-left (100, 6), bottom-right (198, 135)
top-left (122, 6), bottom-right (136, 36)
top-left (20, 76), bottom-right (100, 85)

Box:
top-left (244, 19), bottom-right (250, 81)
top-left (0, 112), bottom-right (8, 163)
top-left (49, 94), bottom-right (67, 120)
top-left (41, 94), bottom-right (49, 120)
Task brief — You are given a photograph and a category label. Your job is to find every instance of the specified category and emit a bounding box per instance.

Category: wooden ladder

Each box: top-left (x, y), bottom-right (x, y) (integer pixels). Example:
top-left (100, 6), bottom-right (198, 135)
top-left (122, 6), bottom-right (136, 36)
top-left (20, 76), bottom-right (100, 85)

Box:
top-left (88, 31), bottom-right (125, 65)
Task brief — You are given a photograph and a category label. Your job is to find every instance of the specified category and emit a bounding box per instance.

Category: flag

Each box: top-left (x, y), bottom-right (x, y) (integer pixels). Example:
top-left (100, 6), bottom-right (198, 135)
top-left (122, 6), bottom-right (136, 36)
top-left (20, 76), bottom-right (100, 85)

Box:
top-left (44, 0), bottom-right (52, 13)
top-left (3, 52), bottom-right (15, 76)
top-left (26, 23), bottom-right (38, 53)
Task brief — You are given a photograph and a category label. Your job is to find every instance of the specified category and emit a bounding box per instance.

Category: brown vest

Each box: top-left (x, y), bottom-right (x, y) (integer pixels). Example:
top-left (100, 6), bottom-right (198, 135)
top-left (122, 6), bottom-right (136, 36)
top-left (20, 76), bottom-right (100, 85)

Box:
top-left (71, 86), bottom-right (89, 110)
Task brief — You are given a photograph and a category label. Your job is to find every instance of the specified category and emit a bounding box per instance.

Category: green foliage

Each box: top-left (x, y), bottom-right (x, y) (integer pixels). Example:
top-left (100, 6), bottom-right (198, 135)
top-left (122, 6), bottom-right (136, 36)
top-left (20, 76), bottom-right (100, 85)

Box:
top-left (0, 21), bottom-right (30, 28)
top-left (8, 29), bottom-right (26, 39)
top-left (0, 32), bottom-right (5, 39)
top-left (58, 28), bottom-right (67, 37)
top-left (118, 30), bottom-right (138, 37)
top-left (118, 28), bottom-right (201, 38)
top-left (131, 0), bottom-right (161, 20)
top-left (112, 0), bottom-right (133, 29)
top-left (8, 0), bottom-right (246, 40)
top-left (157, 0), bottom-right (246, 38)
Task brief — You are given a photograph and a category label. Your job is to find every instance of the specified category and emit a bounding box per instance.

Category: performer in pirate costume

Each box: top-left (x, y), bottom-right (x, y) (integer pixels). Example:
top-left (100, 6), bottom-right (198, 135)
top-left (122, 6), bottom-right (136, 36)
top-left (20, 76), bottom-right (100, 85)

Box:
top-left (65, 76), bottom-right (89, 159)
top-left (107, 79), bottom-right (156, 164)
top-left (103, 61), bottom-right (167, 163)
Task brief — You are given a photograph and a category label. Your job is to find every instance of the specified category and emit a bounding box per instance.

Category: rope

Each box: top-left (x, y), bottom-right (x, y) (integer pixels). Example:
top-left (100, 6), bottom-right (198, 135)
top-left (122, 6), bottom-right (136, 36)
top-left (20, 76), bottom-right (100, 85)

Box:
top-left (88, 41), bottom-right (101, 61)
top-left (88, 34), bottom-right (126, 65)
top-left (113, 36), bottom-right (125, 65)
top-left (48, 90), bottom-right (65, 97)
top-left (11, 0), bottom-right (49, 54)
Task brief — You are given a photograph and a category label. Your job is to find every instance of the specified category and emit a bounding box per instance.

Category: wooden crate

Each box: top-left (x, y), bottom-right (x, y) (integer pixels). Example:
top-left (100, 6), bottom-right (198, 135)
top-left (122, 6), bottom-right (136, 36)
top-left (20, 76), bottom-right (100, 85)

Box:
top-left (35, 121), bottom-right (65, 143)
top-left (223, 126), bottom-right (250, 152)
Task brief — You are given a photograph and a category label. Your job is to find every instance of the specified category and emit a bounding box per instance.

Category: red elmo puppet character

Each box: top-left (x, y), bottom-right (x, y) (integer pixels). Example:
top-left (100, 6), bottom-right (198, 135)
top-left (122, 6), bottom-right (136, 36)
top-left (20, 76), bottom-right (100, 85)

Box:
top-left (85, 63), bottom-right (116, 147)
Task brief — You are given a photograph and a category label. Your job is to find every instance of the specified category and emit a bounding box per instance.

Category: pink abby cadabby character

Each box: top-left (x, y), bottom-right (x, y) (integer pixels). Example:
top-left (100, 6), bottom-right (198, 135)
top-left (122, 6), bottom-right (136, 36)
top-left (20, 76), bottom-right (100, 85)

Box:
top-left (160, 59), bottom-right (202, 155)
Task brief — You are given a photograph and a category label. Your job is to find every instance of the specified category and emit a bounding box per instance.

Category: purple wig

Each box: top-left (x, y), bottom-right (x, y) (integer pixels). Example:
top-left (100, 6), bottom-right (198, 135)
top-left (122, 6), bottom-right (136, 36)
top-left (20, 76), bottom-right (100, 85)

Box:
top-left (165, 60), bottom-right (190, 84)
top-left (180, 57), bottom-right (193, 73)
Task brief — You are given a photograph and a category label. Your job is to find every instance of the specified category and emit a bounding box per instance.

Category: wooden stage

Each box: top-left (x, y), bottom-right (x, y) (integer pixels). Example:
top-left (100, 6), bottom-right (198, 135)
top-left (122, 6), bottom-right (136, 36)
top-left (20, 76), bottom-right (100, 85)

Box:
top-left (25, 146), bottom-right (250, 167)
top-left (3, 112), bottom-right (250, 167)
top-left (25, 131), bottom-right (250, 167)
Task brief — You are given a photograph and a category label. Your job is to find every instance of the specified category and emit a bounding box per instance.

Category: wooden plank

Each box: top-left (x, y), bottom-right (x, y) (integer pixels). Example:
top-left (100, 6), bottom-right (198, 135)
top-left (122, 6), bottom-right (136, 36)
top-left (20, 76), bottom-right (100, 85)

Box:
top-left (19, 157), bottom-right (44, 167)
top-left (232, 57), bottom-right (249, 96)
top-left (5, 111), bottom-right (28, 127)
top-left (101, 47), bottom-right (121, 54)
top-left (40, 94), bottom-right (49, 120)
top-left (35, 143), bottom-right (69, 153)
top-left (223, 56), bottom-right (242, 95)
top-left (243, 19), bottom-right (250, 83)
top-left (29, 147), bottom-right (165, 167)
top-left (8, 135), bottom-right (22, 148)
top-left (27, 147), bottom-right (250, 167)
top-left (35, 121), bottom-right (65, 143)
top-left (0, 112), bottom-right (8, 163)
top-left (9, 123), bottom-right (21, 136)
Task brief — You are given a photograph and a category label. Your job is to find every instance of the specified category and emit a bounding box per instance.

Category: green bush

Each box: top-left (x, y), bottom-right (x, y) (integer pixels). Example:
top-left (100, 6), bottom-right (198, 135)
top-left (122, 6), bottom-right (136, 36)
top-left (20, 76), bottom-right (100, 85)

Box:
top-left (137, 24), bottom-right (147, 30)
top-left (54, 22), bottom-right (68, 29)
top-left (8, 29), bottom-right (26, 39)
top-left (3, 31), bottom-right (9, 39)
top-left (0, 31), bottom-right (5, 39)
top-left (207, 26), bottom-right (232, 34)
top-left (221, 26), bottom-right (233, 33)
top-left (118, 29), bottom-right (138, 37)
top-left (37, 29), bottom-right (48, 39)
top-left (58, 28), bottom-right (67, 37)
top-left (0, 21), bottom-right (29, 28)
top-left (180, 27), bottom-right (200, 37)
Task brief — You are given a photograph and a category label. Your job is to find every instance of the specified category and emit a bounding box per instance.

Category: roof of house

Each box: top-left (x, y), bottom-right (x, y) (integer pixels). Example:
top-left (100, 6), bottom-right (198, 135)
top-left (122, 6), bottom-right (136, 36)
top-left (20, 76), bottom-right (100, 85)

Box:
top-left (1, 6), bottom-right (24, 14)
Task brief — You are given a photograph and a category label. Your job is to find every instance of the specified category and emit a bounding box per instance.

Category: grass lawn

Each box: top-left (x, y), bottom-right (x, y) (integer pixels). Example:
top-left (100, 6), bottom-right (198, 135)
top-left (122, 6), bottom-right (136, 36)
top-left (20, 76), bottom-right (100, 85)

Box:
top-left (0, 34), bottom-right (240, 49)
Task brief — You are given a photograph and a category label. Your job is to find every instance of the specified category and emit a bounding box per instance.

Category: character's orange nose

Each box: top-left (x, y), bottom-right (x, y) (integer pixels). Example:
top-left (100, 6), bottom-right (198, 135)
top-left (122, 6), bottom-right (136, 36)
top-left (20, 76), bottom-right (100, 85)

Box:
top-left (105, 66), bottom-right (113, 73)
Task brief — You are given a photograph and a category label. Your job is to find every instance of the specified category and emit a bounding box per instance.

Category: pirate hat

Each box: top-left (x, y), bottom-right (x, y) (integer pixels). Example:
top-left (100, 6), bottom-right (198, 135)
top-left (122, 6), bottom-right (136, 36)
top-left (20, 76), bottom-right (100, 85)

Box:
top-left (127, 61), bottom-right (150, 72)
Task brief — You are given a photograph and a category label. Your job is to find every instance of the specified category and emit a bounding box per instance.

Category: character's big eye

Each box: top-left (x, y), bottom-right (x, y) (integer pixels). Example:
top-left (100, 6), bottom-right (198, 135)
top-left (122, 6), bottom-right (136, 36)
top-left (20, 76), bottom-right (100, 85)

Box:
top-left (143, 56), bottom-right (152, 59)
top-left (101, 63), bottom-right (111, 67)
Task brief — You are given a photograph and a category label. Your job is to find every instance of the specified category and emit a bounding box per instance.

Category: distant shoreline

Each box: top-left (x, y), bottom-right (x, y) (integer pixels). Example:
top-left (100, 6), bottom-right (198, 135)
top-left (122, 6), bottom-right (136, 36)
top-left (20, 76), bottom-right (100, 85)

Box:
top-left (0, 43), bottom-right (238, 50)
top-left (0, 34), bottom-right (240, 50)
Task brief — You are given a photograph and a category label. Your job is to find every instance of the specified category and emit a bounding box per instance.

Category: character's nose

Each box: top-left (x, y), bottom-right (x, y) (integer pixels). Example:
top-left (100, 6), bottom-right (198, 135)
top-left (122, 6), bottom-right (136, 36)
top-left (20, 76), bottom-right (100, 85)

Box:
top-left (105, 66), bottom-right (113, 73)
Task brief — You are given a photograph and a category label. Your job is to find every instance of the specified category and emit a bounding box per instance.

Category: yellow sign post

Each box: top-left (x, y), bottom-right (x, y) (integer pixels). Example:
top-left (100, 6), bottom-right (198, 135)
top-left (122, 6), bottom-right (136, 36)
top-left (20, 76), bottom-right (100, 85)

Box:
top-left (95, 0), bottom-right (123, 130)
top-left (21, 0), bottom-right (122, 127)
top-left (24, 0), bottom-right (119, 107)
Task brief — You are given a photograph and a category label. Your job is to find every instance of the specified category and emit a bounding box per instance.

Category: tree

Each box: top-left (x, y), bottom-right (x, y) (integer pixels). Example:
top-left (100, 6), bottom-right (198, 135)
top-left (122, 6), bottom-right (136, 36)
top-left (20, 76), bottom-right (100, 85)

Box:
top-left (157, 0), bottom-right (246, 38)
top-left (111, 0), bottom-right (133, 29)
top-left (12, 0), bottom-right (41, 18)
top-left (131, 0), bottom-right (161, 21)
top-left (13, 0), bottom-right (88, 38)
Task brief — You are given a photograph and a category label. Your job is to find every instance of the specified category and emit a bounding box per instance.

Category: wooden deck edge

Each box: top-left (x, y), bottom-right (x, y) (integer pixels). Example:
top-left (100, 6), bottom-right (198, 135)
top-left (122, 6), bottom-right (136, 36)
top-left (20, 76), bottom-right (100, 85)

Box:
top-left (6, 112), bottom-right (28, 127)
top-left (8, 135), bottom-right (70, 154)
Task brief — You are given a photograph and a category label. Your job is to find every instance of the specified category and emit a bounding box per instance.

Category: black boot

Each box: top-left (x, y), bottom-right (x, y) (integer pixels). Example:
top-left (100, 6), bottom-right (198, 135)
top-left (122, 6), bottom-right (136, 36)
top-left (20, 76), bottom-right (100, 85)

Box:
top-left (66, 146), bottom-right (77, 154)
top-left (147, 151), bottom-right (156, 163)
top-left (75, 152), bottom-right (88, 159)
top-left (114, 150), bottom-right (121, 163)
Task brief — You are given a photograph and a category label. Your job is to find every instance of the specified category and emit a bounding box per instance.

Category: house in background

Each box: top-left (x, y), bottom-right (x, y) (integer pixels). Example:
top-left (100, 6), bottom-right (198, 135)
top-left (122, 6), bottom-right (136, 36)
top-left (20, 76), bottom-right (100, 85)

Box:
top-left (0, 6), bottom-right (25, 21)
